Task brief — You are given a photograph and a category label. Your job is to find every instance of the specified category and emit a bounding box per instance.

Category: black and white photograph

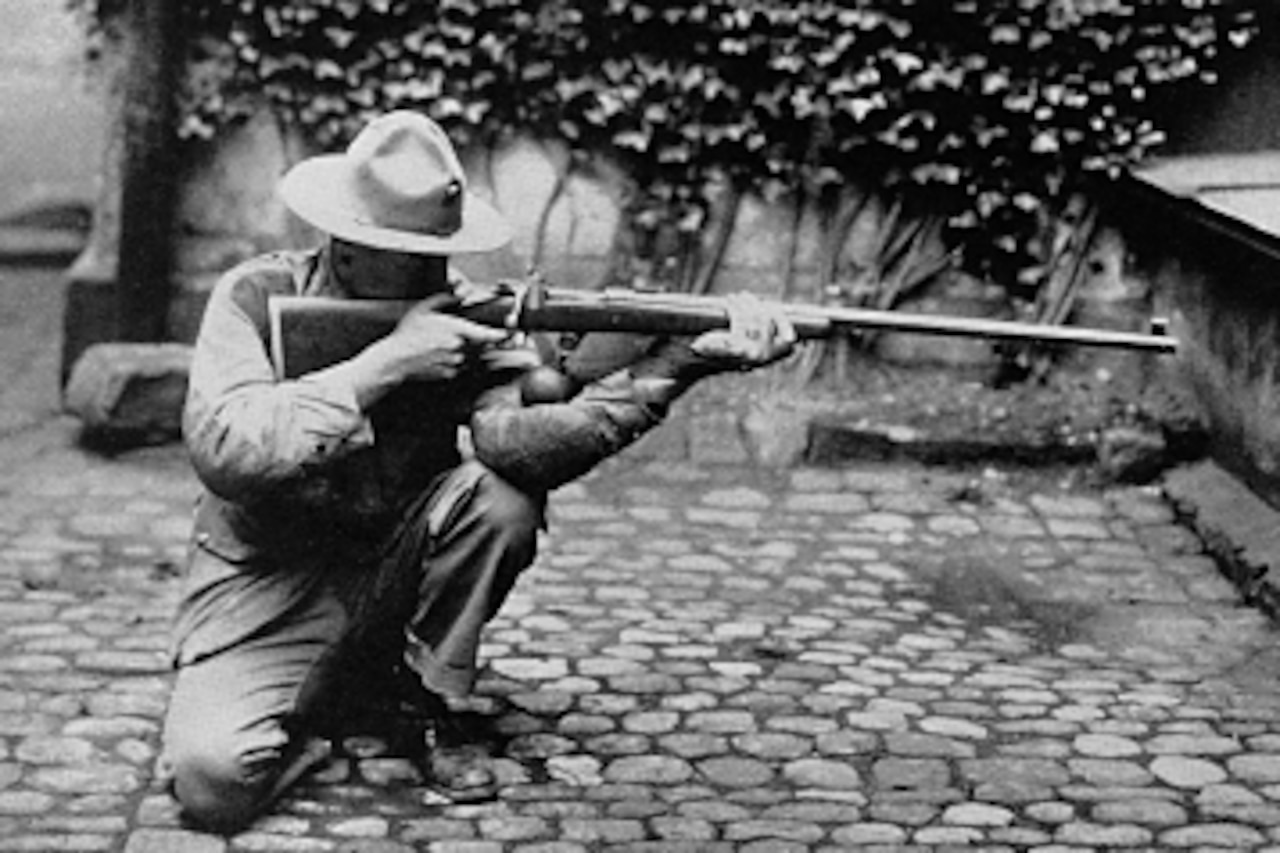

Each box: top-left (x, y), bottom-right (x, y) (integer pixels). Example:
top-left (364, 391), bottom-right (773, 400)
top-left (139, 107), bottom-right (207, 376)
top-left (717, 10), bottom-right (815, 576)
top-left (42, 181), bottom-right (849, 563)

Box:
top-left (1, 1), bottom-right (1279, 849)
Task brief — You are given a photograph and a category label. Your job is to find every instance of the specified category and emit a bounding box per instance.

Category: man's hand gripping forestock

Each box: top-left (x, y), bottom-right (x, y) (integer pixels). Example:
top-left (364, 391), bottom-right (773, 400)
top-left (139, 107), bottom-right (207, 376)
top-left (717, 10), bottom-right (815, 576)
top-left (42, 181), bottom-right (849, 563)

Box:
top-left (688, 293), bottom-right (798, 372)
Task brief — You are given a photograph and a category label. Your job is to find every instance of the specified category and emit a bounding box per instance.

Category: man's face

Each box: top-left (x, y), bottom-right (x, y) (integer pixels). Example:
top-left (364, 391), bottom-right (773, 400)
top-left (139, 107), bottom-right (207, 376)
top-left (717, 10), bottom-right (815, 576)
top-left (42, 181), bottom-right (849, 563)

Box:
top-left (329, 239), bottom-right (448, 300)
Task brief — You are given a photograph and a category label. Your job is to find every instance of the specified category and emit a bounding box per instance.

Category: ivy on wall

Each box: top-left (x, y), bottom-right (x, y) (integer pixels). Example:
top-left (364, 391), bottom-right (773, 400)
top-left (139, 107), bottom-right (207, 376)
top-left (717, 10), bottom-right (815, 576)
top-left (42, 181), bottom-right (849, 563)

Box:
top-left (71, 0), bottom-right (1258, 300)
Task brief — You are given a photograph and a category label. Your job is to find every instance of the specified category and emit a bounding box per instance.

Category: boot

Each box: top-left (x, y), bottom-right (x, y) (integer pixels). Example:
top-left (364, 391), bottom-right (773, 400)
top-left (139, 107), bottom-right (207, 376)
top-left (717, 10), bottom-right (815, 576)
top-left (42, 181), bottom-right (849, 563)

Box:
top-left (401, 672), bottom-right (499, 803)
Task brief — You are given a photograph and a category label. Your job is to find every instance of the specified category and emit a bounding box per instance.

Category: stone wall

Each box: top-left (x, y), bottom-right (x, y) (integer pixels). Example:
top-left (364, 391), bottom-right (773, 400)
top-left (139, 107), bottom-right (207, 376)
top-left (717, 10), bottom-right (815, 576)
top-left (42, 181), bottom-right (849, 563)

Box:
top-left (0, 2), bottom-right (105, 216)
top-left (1112, 180), bottom-right (1280, 509)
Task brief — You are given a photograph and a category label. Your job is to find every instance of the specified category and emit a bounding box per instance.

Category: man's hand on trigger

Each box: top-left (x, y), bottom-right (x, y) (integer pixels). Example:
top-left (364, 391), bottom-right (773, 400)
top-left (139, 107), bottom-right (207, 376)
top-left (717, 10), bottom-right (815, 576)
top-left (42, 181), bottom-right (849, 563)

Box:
top-left (380, 292), bottom-right (510, 382)
top-left (690, 294), bottom-right (797, 370)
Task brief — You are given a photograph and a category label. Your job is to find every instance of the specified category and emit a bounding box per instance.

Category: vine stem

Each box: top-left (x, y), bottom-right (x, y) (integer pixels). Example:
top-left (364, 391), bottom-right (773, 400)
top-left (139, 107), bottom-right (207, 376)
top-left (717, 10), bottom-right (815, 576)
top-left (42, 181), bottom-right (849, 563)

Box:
top-left (530, 144), bottom-right (575, 272)
top-left (689, 181), bottom-right (742, 296)
top-left (781, 183), bottom-right (807, 302)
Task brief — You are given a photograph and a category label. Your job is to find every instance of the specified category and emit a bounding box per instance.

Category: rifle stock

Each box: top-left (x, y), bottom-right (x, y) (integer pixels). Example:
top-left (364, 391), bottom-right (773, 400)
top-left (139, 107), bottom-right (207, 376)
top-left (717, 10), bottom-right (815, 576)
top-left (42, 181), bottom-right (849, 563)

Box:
top-left (267, 285), bottom-right (1177, 380)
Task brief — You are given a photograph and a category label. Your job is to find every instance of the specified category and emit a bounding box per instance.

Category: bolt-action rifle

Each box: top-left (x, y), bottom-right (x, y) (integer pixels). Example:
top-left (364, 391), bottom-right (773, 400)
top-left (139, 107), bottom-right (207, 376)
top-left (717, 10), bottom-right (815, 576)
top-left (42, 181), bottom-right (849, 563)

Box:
top-left (268, 278), bottom-right (1177, 399)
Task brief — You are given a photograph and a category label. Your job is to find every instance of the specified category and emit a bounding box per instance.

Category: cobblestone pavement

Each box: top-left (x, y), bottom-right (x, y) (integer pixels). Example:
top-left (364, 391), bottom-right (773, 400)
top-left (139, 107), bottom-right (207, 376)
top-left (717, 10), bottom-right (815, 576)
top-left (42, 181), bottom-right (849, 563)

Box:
top-left (3, 416), bottom-right (1280, 853)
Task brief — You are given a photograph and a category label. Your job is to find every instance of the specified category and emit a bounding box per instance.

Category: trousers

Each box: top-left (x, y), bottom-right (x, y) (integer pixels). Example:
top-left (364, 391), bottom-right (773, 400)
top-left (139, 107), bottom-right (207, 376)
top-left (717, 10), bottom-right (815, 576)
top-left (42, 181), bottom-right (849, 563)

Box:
top-left (160, 461), bottom-right (542, 831)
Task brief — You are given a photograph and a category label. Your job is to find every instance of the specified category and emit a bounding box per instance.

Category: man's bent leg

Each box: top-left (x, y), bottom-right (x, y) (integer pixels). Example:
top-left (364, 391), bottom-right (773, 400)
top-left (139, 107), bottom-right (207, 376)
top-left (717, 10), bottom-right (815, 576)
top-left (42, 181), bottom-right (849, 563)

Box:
top-left (162, 606), bottom-right (344, 832)
top-left (383, 461), bottom-right (543, 698)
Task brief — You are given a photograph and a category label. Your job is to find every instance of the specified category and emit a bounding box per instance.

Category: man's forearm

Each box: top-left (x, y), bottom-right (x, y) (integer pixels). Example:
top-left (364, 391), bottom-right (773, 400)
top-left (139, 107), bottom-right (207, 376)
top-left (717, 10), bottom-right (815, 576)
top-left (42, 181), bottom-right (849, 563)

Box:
top-left (469, 342), bottom-right (714, 493)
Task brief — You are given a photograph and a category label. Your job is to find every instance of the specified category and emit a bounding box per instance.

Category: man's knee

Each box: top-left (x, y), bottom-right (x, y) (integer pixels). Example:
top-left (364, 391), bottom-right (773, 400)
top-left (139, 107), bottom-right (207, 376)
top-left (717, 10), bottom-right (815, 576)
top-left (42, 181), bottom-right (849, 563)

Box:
top-left (430, 461), bottom-right (542, 555)
top-left (167, 726), bottom-right (282, 833)
top-left (470, 464), bottom-right (543, 544)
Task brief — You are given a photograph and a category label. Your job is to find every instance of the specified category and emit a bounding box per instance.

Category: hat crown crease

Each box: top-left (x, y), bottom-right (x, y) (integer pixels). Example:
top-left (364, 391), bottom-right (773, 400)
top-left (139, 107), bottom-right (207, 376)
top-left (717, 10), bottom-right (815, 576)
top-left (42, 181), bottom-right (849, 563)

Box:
top-left (349, 118), bottom-right (464, 237)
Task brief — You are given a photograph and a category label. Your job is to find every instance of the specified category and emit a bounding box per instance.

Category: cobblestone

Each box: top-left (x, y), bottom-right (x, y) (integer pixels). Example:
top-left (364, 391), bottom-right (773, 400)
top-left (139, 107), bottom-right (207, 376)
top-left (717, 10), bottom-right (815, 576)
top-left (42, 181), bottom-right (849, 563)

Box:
top-left (2, 414), bottom-right (1280, 849)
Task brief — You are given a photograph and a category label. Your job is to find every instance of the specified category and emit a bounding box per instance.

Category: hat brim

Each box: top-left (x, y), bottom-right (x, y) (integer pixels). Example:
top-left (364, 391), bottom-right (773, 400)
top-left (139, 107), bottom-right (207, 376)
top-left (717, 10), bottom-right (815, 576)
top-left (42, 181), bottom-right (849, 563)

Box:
top-left (279, 156), bottom-right (513, 255)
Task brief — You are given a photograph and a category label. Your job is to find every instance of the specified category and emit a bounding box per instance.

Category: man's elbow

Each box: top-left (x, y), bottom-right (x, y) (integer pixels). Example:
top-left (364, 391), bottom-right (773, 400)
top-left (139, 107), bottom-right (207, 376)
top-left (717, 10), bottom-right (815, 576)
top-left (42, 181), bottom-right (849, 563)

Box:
top-left (184, 416), bottom-right (279, 504)
top-left (188, 446), bottom-right (273, 504)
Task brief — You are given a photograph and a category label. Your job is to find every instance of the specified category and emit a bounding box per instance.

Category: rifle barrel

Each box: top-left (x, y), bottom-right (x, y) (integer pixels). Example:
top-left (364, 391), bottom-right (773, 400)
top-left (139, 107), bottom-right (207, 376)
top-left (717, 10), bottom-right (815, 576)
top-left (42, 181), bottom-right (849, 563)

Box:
top-left (482, 287), bottom-right (1178, 353)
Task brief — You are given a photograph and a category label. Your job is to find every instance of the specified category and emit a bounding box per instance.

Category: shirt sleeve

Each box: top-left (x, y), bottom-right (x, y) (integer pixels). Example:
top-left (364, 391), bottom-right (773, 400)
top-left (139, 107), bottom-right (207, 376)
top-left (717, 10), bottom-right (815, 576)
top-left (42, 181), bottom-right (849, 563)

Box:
top-left (469, 338), bottom-right (715, 493)
top-left (183, 266), bottom-right (375, 503)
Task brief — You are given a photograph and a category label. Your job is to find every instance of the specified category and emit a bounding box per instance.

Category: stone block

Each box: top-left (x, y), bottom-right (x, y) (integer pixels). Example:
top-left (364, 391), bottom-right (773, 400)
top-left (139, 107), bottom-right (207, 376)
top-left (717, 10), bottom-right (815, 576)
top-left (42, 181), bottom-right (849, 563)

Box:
top-left (64, 342), bottom-right (192, 446)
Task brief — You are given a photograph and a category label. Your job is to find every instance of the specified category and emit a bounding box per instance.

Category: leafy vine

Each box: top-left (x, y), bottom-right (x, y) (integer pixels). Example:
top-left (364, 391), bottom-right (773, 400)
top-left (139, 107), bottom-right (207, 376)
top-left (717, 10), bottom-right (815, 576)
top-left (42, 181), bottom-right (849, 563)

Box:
top-left (72, 0), bottom-right (1259, 302)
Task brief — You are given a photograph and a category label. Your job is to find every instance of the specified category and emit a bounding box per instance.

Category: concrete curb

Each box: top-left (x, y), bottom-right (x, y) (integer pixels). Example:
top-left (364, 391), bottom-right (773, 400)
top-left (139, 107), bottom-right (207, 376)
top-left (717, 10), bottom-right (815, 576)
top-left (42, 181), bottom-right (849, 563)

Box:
top-left (1164, 460), bottom-right (1280, 623)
